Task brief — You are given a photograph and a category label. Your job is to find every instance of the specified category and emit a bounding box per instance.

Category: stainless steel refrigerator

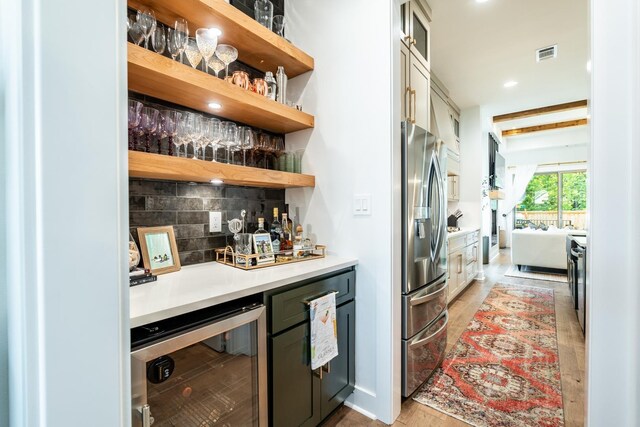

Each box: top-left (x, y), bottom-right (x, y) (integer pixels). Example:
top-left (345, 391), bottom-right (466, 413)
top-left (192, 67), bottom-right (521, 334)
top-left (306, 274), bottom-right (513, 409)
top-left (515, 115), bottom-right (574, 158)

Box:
top-left (401, 121), bottom-right (449, 397)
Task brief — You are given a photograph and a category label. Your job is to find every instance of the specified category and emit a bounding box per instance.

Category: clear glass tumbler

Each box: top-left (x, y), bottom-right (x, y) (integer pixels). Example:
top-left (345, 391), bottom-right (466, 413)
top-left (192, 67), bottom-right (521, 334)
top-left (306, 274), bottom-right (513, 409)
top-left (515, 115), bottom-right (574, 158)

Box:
top-left (235, 233), bottom-right (253, 266)
top-left (254, 0), bottom-right (274, 30)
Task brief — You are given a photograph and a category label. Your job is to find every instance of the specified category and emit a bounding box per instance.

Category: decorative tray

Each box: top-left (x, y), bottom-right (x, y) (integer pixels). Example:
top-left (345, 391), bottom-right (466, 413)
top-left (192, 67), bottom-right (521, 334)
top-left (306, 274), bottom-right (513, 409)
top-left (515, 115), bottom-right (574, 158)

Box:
top-left (215, 245), bottom-right (326, 271)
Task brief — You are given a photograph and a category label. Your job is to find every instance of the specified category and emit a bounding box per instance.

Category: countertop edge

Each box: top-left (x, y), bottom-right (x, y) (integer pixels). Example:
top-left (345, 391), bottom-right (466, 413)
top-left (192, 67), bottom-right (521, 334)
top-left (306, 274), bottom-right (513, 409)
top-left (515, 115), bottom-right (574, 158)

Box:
top-left (130, 258), bottom-right (358, 328)
top-left (447, 228), bottom-right (480, 240)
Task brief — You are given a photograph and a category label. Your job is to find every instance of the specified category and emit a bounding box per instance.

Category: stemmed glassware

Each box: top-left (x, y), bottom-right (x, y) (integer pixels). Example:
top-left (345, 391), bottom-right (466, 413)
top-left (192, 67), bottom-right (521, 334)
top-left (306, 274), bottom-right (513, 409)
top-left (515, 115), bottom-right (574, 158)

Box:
top-left (151, 26), bottom-right (166, 54)
top-left (238, 127), bottom-right (255, 166)
top-left (220, 122), bottom-right (238, 164)
top-left (128, 20), bottom-right (145, 45)
top-left (159, 110), bottom-right (182, 156)
top-left (207, 56), bottom-right (226, 78)
top-left (185, 38), bottom-right (203, 69)
top-left (167, 28), bottom-right (181, 61)
top-left (128, 100), bottom-right (143, 150)
top-left (138, 107), bottom-right (160, 153)
top-left (195, 28), bottom-right (219, 74)
top-left (215, 44), bottom-right (238, 78)
top-left (174, 18), bottom-right (189, 64)
top-left (205, 119), bottom-right (222, 161)
top-left (183, 113), bottom-right (203, 159)
top-left (273, 15), bottom-right (286, 38)
top-left (136, 8), bottom-right (156, 49)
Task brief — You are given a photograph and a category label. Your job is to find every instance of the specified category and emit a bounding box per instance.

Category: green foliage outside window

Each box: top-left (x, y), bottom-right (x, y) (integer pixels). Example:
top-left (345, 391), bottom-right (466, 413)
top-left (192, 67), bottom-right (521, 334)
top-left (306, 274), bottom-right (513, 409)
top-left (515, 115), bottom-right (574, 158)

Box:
top-left (518, 171), bottom-right (587, 212)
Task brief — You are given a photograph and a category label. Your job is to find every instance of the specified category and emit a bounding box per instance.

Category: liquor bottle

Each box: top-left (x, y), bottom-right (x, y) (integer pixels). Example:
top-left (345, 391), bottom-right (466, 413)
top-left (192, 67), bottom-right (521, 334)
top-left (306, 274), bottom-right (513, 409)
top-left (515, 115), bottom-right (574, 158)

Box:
top-left (293, 224), bottom-right (304, 259)
top-left (270, 208), bottom-right (282, 252)
top-left (281, 213), bottom-right (293, 250)
top-left (255, 217), bottom-right (267, 234)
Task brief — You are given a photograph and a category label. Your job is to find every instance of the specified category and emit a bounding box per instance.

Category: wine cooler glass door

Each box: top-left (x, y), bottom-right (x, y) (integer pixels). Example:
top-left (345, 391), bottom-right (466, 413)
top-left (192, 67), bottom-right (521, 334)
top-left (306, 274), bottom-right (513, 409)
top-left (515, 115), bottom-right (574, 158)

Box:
top-left (131, 307), bottom-right (267, 427)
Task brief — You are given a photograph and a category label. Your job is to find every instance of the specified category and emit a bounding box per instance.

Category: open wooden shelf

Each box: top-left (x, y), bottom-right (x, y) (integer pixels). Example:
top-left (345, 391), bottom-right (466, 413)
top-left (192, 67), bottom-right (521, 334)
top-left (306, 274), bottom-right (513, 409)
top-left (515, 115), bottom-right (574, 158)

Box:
top-left (128, 43), bottom-right (314, 133)
top-left (129, 151), bottom-right (316, 188)
top-left (128, 0), bottom-right (314, 77)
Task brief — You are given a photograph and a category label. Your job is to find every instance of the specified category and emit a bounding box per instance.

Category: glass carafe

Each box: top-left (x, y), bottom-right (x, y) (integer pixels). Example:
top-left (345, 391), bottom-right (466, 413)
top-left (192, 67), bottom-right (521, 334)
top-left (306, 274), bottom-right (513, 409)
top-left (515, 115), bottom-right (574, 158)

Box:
top-left (254, 0), bottom-right (274, 30)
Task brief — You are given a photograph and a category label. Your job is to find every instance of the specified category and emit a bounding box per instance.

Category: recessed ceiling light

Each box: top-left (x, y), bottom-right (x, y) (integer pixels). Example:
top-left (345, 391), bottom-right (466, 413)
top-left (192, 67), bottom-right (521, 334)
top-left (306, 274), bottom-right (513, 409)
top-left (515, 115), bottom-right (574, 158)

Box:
top-left (210, 178), bottom-right (224, 185)
top-left (504, 81), bottom-right (518, 88)
top-left (208, 102), bottom-right (222, 109)
top-left (476, 0), bottom-right (489, 3)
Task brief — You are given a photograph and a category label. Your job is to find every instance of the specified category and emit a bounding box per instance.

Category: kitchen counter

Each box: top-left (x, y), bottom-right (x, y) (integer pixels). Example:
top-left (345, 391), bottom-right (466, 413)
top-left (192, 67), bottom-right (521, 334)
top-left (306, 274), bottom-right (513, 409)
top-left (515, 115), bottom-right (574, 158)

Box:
top-left (447, 227), bottom-right (480, 240)
top-left (130, 255), bottom-right (358, 327)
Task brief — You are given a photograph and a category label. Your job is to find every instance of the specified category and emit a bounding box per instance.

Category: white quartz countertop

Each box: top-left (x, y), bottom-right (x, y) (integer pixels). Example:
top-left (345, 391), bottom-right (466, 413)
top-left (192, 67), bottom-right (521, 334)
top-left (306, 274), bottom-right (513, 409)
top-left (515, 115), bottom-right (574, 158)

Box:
top-left (447, 227), bottom-right (480, 240)
top-left (130, 255), bottom-right (358, 328)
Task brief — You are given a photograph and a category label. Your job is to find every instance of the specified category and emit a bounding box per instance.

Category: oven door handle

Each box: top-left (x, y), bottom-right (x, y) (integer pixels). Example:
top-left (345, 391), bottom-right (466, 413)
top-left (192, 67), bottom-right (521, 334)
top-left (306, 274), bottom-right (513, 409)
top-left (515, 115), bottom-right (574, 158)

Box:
top-left (408, 311), bottom-right (448, 349)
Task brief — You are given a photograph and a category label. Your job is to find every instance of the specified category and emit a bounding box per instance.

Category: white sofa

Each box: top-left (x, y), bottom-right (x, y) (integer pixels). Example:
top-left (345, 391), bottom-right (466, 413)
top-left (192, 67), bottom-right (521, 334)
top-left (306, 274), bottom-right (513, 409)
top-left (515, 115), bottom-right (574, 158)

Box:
top-left (511, 228), bottom-right (587, 270)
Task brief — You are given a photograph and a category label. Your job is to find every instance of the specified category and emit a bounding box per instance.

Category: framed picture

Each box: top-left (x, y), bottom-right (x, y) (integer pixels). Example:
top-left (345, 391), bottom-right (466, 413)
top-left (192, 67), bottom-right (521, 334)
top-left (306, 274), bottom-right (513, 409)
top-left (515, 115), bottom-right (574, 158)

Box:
top-left (252, 233), bottom-right (275, 264)
top-left (137, 226), bottom-right (181, 275)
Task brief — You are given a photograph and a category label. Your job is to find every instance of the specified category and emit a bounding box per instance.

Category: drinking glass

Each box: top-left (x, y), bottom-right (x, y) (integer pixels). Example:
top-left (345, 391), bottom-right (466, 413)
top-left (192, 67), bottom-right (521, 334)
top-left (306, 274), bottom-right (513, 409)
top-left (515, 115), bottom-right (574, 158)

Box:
top-left (272, 135), bottom-right (285, 169)
top-left (215, 44), bottom-right (238, 78)
top-left (254, 132), bottom-right (271, 168)
top-left (160, 110), bottom-right (182, 156)
top-left (207, 118), bottom-right (222, 161)
top-left (138, 107), bottom-right (160, 152)
top-left (235, 233), bottom-right (252, 266)
top-left (183, 113), bottom-right (203, 159)
top-left (207, 55), bottom-right (225, 78)
top-left (220, 122), bottom-right (237, 164)
top-left (151, 26), bottom-right (166, 54)
top-left (174, 18), bottom-right (189, 64)
top-left (185, 38), bottom-right (203, 70)
top-left (238, 127), bottom-right (255, 166)
top-left (254, 0), bottom-right (274, 30)
top-left (176, 117), bottom-right (189, 157)
top-left (167, 28), bottom-right (181, 61)
top-left (128, 21), bottom-right (145, 46)
top-left (136, 8), bottom-right (156, 49)
top-left (128, 100), bottom-right (142, 150)
top-left (273, 15), bottom-right (286, 37)
top-left (195, 28), bottom-right (219, 74)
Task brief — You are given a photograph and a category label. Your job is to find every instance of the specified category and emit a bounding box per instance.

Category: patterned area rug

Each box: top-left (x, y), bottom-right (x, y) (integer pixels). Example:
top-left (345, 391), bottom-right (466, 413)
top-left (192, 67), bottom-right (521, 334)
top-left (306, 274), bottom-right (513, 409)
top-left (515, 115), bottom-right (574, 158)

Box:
top-left (414, 284), bottom-right (564, 427)
top-left (505, 265), bottom-right (567, 283)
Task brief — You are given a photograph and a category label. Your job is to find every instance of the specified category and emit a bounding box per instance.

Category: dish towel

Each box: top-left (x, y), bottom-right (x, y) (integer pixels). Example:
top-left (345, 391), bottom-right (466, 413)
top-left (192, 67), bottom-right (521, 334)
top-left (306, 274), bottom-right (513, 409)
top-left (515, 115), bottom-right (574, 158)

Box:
top-left (310, 292), bottom-right (338, 370)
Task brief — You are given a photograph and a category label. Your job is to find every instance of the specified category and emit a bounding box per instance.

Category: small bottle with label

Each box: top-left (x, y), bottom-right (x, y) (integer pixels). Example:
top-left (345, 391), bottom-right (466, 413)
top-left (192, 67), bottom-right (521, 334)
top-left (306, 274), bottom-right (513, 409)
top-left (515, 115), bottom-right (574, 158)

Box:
top-left (281, 213), bottom-right (293, 251)
top-left (270, 207), bottom-right (282, 253)
top-left (293, 224), bottom-right (304, 258)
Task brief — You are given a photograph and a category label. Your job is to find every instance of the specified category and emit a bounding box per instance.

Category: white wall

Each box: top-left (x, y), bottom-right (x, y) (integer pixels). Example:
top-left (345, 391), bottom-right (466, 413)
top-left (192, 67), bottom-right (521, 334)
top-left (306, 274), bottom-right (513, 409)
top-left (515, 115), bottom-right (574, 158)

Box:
top-left (285, 0), bottom-right (398, 423)
top-left (587, 0), bottom-right (640, 425)
top-left (1, 0), bottom-right (129, 425)
top-left (455, 107), bottom-right (484, 230)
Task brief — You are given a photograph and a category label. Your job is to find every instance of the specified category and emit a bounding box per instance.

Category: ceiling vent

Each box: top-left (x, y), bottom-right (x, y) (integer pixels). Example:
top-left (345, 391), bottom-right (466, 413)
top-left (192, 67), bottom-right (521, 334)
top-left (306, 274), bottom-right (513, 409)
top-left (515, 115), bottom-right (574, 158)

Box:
top-left (536, 45), bottom-right (558, 62)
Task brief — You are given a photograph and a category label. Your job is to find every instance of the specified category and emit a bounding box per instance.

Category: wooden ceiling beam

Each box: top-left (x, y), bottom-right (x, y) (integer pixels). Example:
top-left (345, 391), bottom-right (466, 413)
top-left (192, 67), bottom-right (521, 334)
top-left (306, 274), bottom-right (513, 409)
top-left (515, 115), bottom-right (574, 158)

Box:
top-left (502, 119), bottom-right (588, 137)
top-left (493, 100), bottom-right (588, 123)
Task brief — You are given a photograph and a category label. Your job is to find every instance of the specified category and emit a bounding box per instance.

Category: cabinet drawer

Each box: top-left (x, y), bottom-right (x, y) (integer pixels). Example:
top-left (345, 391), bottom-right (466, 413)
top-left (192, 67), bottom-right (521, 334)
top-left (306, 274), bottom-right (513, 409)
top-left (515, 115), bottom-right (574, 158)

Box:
top-left (465, 244), bottom-right (478, 265)
top-left (465, 231), bottom-right (479, 246)
top-left (466, 262), bottom-right (477, 282)
top-left (269, 270), bottom-right (355, 334)
top-left (448, 235), bottom-right (466, 252)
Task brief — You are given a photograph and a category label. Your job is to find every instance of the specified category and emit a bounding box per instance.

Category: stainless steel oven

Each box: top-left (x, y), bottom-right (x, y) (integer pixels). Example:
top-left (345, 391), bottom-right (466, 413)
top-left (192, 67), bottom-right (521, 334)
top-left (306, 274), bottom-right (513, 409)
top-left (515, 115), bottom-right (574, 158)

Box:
top-left (131, 296), bottom-right (267, 426)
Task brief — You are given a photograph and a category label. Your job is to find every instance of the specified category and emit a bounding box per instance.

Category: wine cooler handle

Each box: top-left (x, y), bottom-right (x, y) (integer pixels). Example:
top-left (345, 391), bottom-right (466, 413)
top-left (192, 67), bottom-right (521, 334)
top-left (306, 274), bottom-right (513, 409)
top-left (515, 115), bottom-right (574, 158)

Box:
top-left (140, 404), bottom-right (154, 427)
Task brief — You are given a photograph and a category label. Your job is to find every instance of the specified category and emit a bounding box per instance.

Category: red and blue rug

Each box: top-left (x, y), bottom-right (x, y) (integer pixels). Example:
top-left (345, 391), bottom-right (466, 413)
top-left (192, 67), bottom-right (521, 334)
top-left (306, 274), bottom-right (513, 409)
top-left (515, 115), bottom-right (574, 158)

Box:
top-left (414, 284), bottom-right (564, 427)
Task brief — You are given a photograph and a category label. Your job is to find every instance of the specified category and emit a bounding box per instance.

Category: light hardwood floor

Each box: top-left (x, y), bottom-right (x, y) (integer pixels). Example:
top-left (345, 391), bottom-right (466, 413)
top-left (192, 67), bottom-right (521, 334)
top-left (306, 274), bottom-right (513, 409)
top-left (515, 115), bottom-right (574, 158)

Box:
top-left (323, 250), bottom-right (585, 427)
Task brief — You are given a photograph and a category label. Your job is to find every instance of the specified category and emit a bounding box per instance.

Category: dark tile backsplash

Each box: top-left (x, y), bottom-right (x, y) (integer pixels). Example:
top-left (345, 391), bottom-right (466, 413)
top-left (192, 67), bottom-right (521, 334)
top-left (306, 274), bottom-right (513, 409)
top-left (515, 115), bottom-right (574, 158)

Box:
top-left (130, 179), bottom-right (286, 266)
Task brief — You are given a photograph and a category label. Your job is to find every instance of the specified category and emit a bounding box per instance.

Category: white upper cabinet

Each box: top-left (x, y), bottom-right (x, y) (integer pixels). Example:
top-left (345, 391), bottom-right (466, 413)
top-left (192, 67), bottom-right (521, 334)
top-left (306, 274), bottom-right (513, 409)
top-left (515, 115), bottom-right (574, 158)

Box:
top-left (402, 1), bottom-right (431, 71)
top-left (409, 54), bottom-right (430, 131)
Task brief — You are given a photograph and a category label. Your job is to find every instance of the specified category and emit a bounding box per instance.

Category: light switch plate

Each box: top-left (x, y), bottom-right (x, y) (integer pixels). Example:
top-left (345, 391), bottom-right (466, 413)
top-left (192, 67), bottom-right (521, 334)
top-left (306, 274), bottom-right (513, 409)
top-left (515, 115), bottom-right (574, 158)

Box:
top-left (353, 194), bottom-right (372, 216)
top-left (209, 211), bottom-right (222, 232)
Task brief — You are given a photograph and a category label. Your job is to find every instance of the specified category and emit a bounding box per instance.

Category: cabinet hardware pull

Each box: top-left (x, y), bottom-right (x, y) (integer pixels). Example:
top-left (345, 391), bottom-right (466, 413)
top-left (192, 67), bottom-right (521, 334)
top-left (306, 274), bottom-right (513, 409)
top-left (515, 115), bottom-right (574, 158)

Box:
top-left (323, 361), bottom-right (331, 374)
top-left (314, 366), bottom-right (323, 380)
top-left (458, 254), bottom-right (463, 274)
top-left (411, 38), bottom-right (417, 46)
top-left (303, 290), bottom-right (339, 306)
top-left (404, 35), bottom-right (412, 43)
top-left (411, 90), bottom-right (417, 124)
top-left (406, 86), bottom-right (412, 122)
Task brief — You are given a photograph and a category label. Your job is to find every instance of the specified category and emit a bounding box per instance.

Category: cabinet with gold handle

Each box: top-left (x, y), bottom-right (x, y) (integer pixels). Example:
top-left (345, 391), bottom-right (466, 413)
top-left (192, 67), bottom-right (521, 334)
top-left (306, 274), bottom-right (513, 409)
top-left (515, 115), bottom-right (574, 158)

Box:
top-left (410, 89), bottom-right (417, 124)
top-left (405, 86), bottom-right (412, 122)
top-left (457, 253), bottom-right (463, 274)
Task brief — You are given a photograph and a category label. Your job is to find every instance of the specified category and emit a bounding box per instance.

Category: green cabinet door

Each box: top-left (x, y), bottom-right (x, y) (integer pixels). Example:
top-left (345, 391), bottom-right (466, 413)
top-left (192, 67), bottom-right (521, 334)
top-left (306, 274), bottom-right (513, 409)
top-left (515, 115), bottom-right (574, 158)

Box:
top-left (320, 301), bottom-right (356, 420)
top-left (271, 322), bottom-right (321, 427)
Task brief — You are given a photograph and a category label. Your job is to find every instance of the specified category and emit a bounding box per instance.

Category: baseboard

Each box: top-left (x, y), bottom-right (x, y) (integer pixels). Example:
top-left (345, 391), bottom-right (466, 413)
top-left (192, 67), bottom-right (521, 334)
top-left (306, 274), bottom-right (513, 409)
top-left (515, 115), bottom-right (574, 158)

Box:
top-left (344, 386), bottom-right (378, 421)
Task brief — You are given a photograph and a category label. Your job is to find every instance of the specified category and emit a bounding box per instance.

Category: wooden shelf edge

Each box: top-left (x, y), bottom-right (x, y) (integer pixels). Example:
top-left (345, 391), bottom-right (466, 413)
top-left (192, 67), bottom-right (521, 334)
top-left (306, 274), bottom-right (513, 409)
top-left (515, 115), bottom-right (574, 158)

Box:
top-left (128, 43), bottom-right (314, 133)
top-left (128, 151), bottom-right (315, 189)
top-left (128, 0), bottom-right (314, 77)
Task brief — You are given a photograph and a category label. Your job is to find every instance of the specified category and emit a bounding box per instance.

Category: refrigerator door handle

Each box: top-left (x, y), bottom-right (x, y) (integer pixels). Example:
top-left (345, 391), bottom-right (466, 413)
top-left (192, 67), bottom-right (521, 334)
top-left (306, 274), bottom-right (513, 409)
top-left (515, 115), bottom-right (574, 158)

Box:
top-left (431, 153), bottom-right (446, 262)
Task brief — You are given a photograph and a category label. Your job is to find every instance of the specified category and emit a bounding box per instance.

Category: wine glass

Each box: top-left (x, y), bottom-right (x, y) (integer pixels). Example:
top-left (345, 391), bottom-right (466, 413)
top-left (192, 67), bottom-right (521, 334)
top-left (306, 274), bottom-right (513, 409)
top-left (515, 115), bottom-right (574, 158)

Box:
top-left (220, 122), bottom-right (237, 164)
top-left (272, 135), bottom-right (285, 169)
top-left (205, 118), bottom-right (222, 161)
top-left (185, 38), bottom-right (203, 70)
top-left (174, 18), bottom-right (189, 64)
top-left (128, 21), bottom-right (145, 46)
top-left (207, 56), bottom-right (225, 78)
top-left (273, 15), bottom-right (286, 38)
top-left (254, 132), bottom-right (271, 168)
top-left (160, 110), bottom-right (182, 156)
top-left (215, 44), bottom-right (238, 78)
top-left (138, 107), bottom-right (159, 153)
top-left (167, 29), bottom-right (181, 61)
top-left (136, 8), bottom-right (156, 49)
top-left (151, 26), bottom-right (166, 54)
top-left (238, 127), bottom-right (255, 166)
top-left (128, 100), bottom-right (142, 150)
top-left (184, 113), bottom-right (203, 159)
top-left (175, 117), bottom-right (189, 157)
top-left (195, 28), bottom-right (219, 74)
